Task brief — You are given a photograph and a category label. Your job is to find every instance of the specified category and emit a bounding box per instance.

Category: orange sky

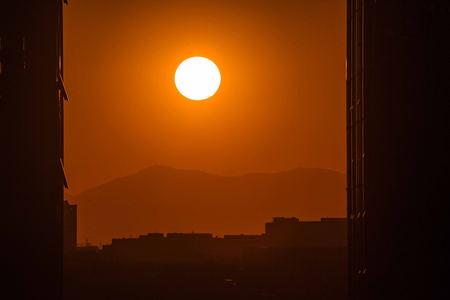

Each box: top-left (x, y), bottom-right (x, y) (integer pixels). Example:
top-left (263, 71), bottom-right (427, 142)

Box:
top-left (63, 0), bottom-right (346, 195)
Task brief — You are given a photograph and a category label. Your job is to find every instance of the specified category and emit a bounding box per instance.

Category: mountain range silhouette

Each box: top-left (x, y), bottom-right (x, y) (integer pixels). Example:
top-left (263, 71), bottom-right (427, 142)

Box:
top-left (68, 165), bottom-right (346, 246)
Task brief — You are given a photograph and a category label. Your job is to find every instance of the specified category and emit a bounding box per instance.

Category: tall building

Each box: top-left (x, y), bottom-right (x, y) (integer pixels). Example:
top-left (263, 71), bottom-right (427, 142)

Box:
top-left (64, 201), bottom-right (77, 254)
top-left (0, 1), bottom-right (67, 299)
top-left (347, 1), bottom-right (448, 299)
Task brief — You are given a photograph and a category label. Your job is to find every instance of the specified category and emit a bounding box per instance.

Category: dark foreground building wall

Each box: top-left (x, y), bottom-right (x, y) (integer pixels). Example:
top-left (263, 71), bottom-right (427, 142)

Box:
top-left (0, 1), bottom-right (66, 299)
top-left (347, 1), bottom-right (449, 299)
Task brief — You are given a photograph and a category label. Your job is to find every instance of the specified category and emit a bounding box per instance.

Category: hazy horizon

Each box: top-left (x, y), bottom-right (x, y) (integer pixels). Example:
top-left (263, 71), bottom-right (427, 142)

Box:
top-left (67, 165), bottom-right (346, 246)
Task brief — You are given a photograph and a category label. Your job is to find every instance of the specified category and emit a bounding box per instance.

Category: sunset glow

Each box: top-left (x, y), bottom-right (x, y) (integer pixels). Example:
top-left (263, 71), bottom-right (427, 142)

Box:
top-left (62, 0), bottom-right (348, 240)
top-left (175, 57), bottom-right (221, 100)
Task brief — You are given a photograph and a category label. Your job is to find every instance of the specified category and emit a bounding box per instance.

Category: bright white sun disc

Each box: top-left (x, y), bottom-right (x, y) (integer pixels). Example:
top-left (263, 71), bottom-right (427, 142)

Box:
top-left (175, 57), bottom-right (221, 100)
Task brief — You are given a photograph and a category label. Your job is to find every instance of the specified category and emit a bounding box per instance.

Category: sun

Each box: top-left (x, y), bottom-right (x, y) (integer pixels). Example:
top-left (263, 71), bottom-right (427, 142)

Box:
top-left (175, 57), bottom-right (221, 100)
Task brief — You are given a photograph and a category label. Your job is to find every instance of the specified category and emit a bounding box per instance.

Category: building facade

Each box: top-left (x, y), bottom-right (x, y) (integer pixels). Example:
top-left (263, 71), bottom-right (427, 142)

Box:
top-left (0, 1), bottom-right (67, 298)
top-left (347, 1), bottom-right (448, 299)
top-left (64, 201), bottom-right (77, 254)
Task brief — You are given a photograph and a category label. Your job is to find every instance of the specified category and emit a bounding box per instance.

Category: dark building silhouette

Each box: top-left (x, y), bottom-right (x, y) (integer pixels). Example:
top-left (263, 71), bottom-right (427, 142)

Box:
top-left (222, 234), bottom-right (265, 261)
top-left (101, 217), bottom-right (347, 262)
top-left (67, 217), bottom-right (348, 300)
top-left (76, 243), bottom-right (99, 253)
top-left (347, 1), bottom-right (449, 299)
top-left (0, 1), bottom-right (67, 298)
top-left (265, 217), bottom-right (347, 248)
top-left (243, 247), bottom-right (348, 300)
top-left (64, 201), bottom-right (77, 254)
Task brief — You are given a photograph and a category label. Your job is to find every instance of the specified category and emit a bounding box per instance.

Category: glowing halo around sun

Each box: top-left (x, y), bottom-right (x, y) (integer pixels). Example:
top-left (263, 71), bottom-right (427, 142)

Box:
top-left (175, 57), bottom-right (221, 100)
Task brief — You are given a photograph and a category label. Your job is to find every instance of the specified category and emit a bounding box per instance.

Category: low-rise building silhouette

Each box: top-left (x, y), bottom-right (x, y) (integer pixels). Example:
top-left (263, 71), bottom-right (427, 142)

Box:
top-left (101, 217), bottom-right (347, 263)
top-left (265, 217), bottom-right (347, 248)
top-left (68, 217), bottom-right (348, 300)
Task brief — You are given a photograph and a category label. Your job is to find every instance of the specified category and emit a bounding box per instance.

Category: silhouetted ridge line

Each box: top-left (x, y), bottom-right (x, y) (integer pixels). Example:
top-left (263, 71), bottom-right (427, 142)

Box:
top-left (72, 165), bottom-right (346, 245)
top-left (76, 165), bottom-right (345, 197)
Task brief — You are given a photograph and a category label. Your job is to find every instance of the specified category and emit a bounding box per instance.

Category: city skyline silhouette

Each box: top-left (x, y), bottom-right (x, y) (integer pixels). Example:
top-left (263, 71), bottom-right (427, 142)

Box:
top-left (65, 215), bottom-right (348, 300)
top-left (68, 165), bottom-right (346, 246)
